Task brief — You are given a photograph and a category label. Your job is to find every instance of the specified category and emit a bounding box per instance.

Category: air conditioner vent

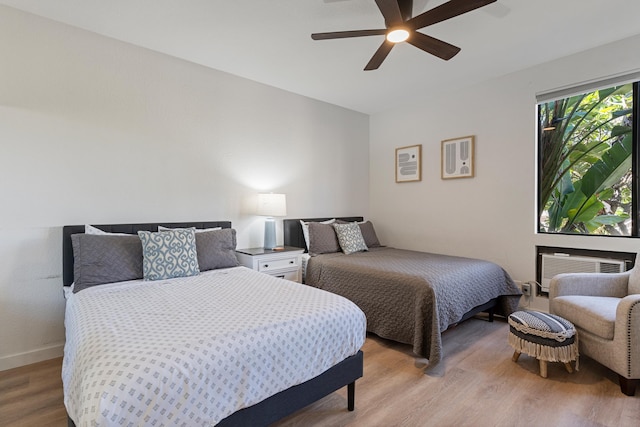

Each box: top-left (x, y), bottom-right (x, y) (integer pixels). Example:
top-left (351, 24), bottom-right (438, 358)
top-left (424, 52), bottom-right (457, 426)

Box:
top-left (600, 262), bottom-right (625, 274)
top-left (540, 254), bottom-right (625, 292)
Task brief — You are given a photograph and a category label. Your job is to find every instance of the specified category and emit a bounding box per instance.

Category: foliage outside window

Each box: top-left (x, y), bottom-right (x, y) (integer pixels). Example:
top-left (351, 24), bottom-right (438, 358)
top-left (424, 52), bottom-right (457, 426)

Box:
top-left (538, 83), bottom-right (635, 235)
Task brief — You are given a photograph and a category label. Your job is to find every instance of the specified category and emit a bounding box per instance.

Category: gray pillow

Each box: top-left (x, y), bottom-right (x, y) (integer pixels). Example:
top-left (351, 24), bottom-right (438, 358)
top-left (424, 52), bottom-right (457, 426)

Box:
top-left (334, 222), bottom-right (368, 255)
top-left (138, 229), bottom-right (200, 281)
top-left (308, 222), bottom-right (341, 255)
top-left (71, 234), bottom-right (143, 293)
top-left (300, 219), bottom-right (335, 250)
top-left (358, 221), bottom-right (381, 248)
top-left (195, 228), bottom-right (240, 271)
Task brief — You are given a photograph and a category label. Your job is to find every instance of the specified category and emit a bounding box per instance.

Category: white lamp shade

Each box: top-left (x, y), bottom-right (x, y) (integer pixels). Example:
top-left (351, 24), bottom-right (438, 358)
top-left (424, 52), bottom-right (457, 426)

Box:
top-left (257, 193), bottom-right (287, 217)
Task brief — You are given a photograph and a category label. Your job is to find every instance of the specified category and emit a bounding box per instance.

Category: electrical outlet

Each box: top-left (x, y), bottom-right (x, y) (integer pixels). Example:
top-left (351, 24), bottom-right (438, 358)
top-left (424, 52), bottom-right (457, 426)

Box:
top-left (521, 282), bottom-right (531, 296)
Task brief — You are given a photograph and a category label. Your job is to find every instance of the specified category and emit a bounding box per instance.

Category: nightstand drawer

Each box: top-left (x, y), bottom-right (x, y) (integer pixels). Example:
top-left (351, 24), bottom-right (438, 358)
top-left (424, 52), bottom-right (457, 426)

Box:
top-left (258, 257), bottom-right (299, 272)
top-left (235, 247), bottom-right (304, 284)
top-left (268, 270), bottom-right (300, 282)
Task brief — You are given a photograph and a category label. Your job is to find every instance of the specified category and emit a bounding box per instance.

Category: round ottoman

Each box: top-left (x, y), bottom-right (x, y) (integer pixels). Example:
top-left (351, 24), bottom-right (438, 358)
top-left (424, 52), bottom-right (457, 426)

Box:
top-left (508, 310), bottom-right (578, 378)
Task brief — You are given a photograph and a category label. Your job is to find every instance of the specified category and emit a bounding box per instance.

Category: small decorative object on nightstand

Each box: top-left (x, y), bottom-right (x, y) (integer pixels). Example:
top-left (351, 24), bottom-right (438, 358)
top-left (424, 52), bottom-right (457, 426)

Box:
top-left (236, 246), bottom-right (304, 283)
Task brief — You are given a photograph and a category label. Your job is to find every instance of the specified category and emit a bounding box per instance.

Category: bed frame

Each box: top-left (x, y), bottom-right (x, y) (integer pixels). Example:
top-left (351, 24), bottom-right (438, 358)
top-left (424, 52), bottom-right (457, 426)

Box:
top-left (283, 217), bottom-right (498, 326)
top-left (63, 221), bottom-right (363, 427)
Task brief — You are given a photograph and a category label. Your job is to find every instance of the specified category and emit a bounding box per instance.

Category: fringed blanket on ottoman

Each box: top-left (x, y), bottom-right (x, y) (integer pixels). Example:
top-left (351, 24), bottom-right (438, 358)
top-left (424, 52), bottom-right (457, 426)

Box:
top-left (508, 310), bottom-right (578, 378)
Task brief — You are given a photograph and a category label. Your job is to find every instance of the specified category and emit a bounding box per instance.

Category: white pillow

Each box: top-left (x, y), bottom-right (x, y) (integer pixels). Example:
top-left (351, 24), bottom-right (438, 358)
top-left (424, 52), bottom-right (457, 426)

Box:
top-left (84, 224), bottom-right (129, 235)
top-left (300, 219), bottom-right (336, 250)
top-left (158, 225), bottom-right (222, 233)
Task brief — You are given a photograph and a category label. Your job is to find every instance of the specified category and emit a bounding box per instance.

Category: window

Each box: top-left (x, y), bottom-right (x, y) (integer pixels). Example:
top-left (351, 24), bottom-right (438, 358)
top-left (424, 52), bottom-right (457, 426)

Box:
top-left (537, 82), bottom-right (637, 236)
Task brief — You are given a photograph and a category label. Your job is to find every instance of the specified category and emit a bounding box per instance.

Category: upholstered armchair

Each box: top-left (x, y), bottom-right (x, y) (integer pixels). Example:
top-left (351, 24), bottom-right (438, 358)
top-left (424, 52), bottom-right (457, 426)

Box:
top-left (549, 266), bottom-right (640, 396)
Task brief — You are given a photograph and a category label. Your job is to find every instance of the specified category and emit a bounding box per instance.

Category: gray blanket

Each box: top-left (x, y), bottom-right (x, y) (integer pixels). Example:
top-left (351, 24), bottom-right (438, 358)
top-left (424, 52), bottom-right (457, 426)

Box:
top-left (305, 247), bottom-right (521, 366)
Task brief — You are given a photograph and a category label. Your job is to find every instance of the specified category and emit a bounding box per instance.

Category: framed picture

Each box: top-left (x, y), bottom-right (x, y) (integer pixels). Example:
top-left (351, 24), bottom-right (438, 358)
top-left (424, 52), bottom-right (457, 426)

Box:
top-left (441, 135), bottom-right (475, 179)
top-left (395, 144), bottom-right (422, 183)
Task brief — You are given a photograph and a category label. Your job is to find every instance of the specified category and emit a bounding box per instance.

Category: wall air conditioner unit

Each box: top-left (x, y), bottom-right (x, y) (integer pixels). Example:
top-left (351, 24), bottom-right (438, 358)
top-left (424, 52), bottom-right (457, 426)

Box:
top-left (540, 253), bottom-right (625, 293)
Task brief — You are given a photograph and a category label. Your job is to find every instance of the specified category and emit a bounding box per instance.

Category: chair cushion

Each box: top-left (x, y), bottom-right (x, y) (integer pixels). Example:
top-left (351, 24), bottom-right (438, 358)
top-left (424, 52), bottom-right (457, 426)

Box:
top-left (552, 296), bottom-right (619, 340)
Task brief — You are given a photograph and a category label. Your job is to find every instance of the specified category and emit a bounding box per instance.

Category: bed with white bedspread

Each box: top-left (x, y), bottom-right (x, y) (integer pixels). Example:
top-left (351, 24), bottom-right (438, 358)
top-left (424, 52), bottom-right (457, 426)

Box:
top-left (64, 268), bottom-right (365, 426)
top-left (62, 222), bottom-right (366, 427)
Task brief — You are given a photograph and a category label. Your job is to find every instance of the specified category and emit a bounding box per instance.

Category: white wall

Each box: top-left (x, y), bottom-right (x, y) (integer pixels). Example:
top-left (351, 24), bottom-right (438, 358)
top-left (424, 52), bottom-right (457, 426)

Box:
top-left (0, 7), bottom-right (369, 370)
top-left (370, 34), bottom-right (640, 311)
top-left (4, 6), bottom-right (639, 372)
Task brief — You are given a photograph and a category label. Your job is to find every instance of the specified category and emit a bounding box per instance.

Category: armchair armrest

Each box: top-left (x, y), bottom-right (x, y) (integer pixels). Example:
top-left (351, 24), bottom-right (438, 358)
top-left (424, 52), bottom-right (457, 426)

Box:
top-left (615, 294), bottom-right (640, 379)
top-left (549, 272), bottom-right (630, 299)
top-left (616, 293), bottom-right (640, 320)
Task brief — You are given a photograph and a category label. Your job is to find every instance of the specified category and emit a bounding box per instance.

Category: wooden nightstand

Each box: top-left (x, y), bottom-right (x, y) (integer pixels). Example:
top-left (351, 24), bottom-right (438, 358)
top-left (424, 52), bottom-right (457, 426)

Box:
top-left (236, 246), bottom-right (305, 283)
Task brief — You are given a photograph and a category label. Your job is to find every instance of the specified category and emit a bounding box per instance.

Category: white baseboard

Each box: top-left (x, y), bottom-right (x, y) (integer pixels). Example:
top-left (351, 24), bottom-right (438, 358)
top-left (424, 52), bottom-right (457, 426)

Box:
top-left (0, 343), bottom-right (64, 371)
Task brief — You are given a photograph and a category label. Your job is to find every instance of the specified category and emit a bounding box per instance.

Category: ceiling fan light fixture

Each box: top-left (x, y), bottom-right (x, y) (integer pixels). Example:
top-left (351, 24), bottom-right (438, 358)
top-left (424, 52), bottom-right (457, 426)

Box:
top-left (386, 28), bottom-right (409, 43)
top-left (312, 0), bottom-right (497, 69)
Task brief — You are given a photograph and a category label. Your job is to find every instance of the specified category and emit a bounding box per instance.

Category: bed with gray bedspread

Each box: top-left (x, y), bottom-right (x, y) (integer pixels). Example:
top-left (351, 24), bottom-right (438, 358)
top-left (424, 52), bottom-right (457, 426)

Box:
top-left (305, 247), bottom-right (522, 366)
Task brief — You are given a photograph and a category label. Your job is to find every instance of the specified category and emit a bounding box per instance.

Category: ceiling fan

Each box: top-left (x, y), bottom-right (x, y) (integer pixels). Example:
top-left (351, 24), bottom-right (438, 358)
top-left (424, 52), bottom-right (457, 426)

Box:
top-left (311, 0), bottom-right (497, 70)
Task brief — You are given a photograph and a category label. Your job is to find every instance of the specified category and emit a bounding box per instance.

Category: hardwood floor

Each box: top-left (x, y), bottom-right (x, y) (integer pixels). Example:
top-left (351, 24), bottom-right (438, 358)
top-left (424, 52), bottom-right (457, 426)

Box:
top-left (0, 357), bottom-right (67, 427)
top-left (1, 317), bottom-right (638, 426)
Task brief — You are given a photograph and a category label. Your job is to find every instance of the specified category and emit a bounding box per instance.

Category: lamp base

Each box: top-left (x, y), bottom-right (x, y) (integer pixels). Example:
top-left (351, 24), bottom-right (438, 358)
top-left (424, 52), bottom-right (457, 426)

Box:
top-left (264, 217), bottom-right (276, 250)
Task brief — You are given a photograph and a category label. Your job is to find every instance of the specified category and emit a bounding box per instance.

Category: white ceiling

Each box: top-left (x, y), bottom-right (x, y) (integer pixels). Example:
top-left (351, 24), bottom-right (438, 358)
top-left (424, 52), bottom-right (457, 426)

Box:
top-left (3, 0), bottom-right (640, 114)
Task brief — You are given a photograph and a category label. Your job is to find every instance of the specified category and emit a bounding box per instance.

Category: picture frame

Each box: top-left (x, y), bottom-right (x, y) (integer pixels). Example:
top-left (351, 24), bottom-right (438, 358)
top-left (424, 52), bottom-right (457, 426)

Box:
top-left (395, 144), bottom-right (422, 183)
top-left (441, 135), bottom-right (475, 179)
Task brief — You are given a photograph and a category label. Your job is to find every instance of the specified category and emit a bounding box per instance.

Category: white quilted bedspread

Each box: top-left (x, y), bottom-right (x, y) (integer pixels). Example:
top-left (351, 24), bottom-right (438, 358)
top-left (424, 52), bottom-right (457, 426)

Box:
top-left (63, 267), bottom-right (366, 426)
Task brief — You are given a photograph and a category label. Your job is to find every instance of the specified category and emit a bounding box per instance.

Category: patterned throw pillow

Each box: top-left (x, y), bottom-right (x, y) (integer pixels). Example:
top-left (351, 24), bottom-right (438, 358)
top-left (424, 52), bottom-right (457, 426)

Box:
top-left (157, 227), bottom-right (238, 271)
top-left (333, 222), bottom-right (368, 255)
top-left (138, 229), bottom-right (200, 281)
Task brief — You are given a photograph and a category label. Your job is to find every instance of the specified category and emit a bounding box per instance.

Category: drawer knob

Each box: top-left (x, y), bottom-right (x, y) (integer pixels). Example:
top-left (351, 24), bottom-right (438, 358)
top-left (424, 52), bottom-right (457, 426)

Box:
top-left (289, 260), bottom-right (294, 264)
top-left (264, 264), bottom-right (269, 268)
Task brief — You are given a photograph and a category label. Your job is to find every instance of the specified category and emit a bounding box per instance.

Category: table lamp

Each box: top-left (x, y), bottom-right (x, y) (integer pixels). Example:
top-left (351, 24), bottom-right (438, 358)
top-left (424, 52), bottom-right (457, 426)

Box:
top-left (257, 193), bottom-right (287, 250)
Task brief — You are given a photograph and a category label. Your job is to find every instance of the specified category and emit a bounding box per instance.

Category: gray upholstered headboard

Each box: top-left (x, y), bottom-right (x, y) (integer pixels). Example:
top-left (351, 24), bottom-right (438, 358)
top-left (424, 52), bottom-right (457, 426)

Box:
top-left (283, 217), bottom-right (364, 251)
top-left (62, 221), bottom-right (232, 287)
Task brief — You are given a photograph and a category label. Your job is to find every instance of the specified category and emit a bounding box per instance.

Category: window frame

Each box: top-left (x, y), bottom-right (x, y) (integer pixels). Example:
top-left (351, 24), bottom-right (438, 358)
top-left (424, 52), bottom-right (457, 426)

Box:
top-left (536, 81), bottom-right (639, 237)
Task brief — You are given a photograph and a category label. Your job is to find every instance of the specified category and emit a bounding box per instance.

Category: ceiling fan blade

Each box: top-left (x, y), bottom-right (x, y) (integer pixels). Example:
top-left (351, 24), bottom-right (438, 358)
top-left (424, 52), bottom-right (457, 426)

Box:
top-left (364, 40), bottom-right (394, 71)
top-left (408, 0), bottom-right (497, 30)
top-left (311, 29), bottom-right (387, 40)
top-left (407, 31), bottom-right (461, 60)
top-left (375, 0), bottom-right (404, 27)
top-left (398, 0), bottom-right (414, 22)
